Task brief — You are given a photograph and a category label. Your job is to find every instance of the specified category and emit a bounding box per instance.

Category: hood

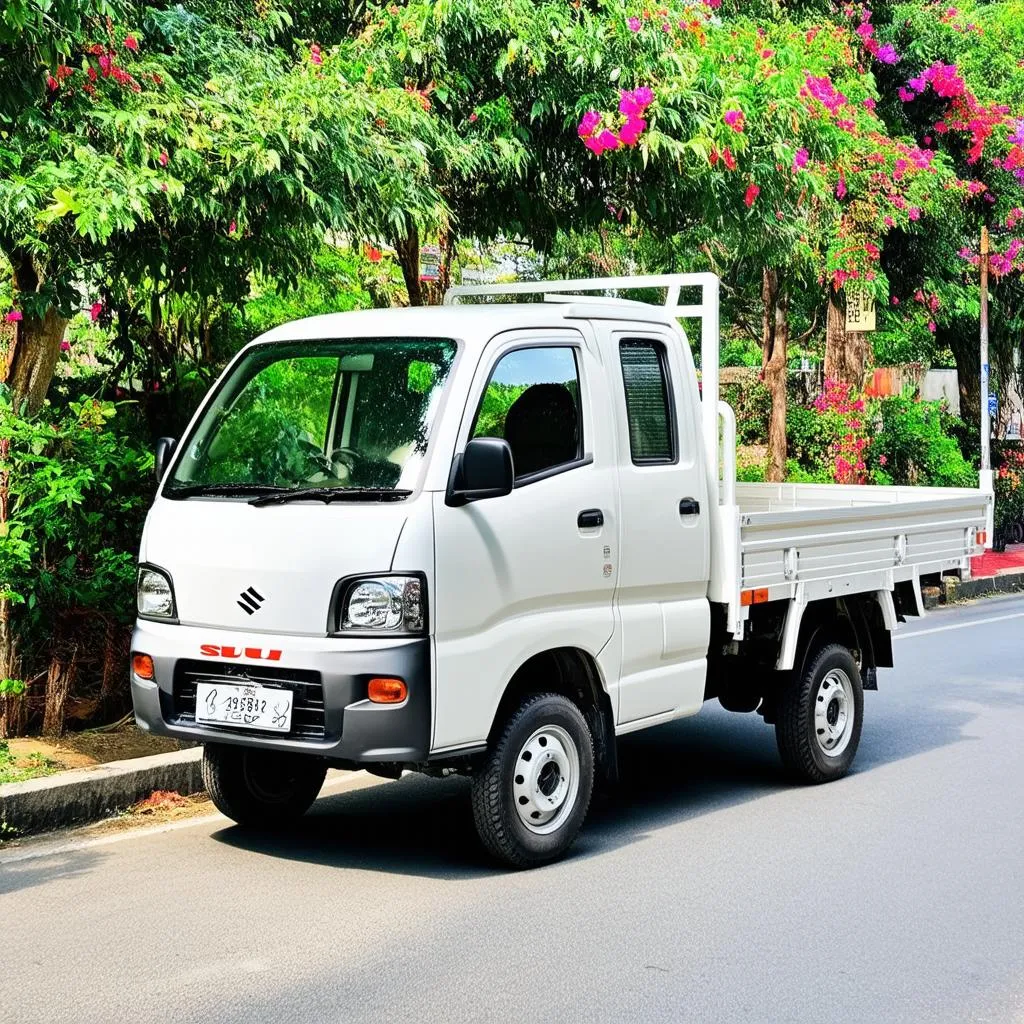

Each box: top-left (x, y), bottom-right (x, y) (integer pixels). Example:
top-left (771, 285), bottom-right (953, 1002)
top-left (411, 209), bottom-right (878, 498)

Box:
top-left (141, 497), bottom-right (418, 635)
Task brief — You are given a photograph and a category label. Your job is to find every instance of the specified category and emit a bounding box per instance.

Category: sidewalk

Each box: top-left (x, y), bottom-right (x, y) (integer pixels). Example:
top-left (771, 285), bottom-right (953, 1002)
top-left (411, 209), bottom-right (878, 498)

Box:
top-left (970, 542), bottom-right (1024, 580)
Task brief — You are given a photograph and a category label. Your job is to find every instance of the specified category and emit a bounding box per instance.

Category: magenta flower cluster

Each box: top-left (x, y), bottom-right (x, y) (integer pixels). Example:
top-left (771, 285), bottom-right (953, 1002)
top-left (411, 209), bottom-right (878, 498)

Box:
top-left (578, 87), bottom-right (654, 155)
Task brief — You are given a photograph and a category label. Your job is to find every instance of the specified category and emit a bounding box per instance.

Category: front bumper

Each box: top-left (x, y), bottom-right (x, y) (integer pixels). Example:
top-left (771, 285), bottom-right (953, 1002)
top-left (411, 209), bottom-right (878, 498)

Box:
top-left (130, 620), bottom-right (431, 764)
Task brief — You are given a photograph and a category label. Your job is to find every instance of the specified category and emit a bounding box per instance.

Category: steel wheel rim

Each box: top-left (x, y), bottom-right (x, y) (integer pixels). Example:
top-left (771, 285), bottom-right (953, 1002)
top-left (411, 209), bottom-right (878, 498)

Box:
top-left (814, 668), bottom-right (855, 757)
top-left (513, 724), bottom-right (580, 835)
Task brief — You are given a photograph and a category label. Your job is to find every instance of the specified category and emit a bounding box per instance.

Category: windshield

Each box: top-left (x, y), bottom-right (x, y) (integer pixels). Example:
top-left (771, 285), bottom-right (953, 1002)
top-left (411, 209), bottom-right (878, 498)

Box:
top-left (166, 337), bottom-right (458, 496)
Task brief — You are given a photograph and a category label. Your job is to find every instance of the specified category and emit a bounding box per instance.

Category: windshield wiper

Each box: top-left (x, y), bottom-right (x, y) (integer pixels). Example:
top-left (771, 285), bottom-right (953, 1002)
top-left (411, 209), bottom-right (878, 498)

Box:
top-left (163, 483), bottom-right (292, 499)
top-left (249, 487), bottom-right (413, 507)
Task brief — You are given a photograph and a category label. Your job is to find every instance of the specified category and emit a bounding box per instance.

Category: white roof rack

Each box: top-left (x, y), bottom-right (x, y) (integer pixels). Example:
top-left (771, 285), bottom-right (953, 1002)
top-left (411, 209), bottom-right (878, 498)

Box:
top-left (446, 273), bottom-right (722, 479)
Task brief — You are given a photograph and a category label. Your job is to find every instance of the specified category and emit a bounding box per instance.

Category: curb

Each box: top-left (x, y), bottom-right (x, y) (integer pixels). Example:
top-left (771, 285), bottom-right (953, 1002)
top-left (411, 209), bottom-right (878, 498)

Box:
top-left (946, 567), bottom-right (1024, 603)
top-left (0, 747), bottom-right (203, 836)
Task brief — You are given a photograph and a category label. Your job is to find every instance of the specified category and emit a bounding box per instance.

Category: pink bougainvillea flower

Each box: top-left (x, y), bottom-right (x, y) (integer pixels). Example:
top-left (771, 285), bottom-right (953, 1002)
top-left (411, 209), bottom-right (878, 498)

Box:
top-left (865, 242), bottom-right (880, 259)
top-left (577, 110), bottom-right (601, 138)
top-left (893, 158), bottom-right (908, 180)
top-left (1010, 120), bottom-right (1024, 146)
top-left (595, 129), bottom-right (620, 151)
top-left (793, 147), bottom-right (809, 170)
top-left (884, 215), bottom-right (894, 227)
top-left (744, 182), bottom-right (760, 207)
top-left (836, 173), bottom-right (847, 199)
top-left (805, 74), bottom-right (846, 113)
top-left (228, 221), bottom-right (237, 234)
top-left (630, 86), bottom-right (654, 109)
top-left (875, 44), bottom-right (900, 64)
top-left (60, 339), bottom-right (71, 352)
top-left (468, 112), bottom-right (478, 123)
top-left (928, 62), bottom-right (966, 98)
top-left (124, 35), bottom-right (138, 51)
top-left (928, 320), bottom-right (937, 332)
top-left (310, 44), bottom-right (322, 66)
top-left (724, 109), bottom-right (745, 132)
top-left (159, 149), bottom-right (168, 166)
top-left (908, 75), bottom-right (926, 93)
top-left (617, 117), bottom-right (647, 147)
top-left (5, 310), bottom-right (23, 322)
top-left (891, 295), bottom-right (899, 305)
top-left (856, 22), bottom-right (874, 40)
top-left (90, 301), bottom-right (103, 321)
top-left (722, 146), bottom-right (737, 171)
top-left (908, 207), bottom-right (921, 220)
top-left (627, 16), bottom-right (641, 31)
top-left (99, 54), bottom-right (111, 75)
top-left (898, 87), bottom-right (916, 103)
top-left (863, 97), bottom-right (876, 110)
top-left (703, 0), bottom-right (721, 8)
top-left (46, 74), bottom-right (59, 91)
top-left (958, 246), bottom-right (974, 259)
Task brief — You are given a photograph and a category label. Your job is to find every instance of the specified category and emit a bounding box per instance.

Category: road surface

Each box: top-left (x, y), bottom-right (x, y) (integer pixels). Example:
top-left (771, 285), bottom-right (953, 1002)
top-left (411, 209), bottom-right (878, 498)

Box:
top-left (3, 595), bottom-right (1023, 1023)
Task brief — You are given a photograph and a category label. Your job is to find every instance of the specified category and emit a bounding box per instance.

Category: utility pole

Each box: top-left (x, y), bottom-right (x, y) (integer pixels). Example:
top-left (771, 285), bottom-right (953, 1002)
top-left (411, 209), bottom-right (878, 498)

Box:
top-left (980, 225), bottom-right (994, 547)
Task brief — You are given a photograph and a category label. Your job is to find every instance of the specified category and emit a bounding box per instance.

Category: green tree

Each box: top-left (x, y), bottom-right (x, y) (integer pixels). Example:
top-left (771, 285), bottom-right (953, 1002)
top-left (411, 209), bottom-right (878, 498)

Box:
top-left (0, 0), bottom-right (442, 412)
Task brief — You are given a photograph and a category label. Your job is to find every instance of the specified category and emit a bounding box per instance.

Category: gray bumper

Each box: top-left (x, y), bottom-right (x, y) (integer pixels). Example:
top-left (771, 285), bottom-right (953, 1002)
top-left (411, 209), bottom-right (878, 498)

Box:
top-left (130, 620), bottom-right (431, 765)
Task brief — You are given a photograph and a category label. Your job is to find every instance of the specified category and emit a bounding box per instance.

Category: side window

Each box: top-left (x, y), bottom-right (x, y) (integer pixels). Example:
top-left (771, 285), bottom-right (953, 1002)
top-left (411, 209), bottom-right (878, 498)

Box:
top-left (619, 339), bottom-right (676, 464)
top-left (471, 346), bottom-right (583, 480)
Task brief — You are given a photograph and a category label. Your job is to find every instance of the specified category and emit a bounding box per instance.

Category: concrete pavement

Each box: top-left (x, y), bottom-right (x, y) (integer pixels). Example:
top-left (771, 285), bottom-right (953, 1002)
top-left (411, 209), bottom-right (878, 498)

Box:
top-left (2, 595), bottom-right (1023, 1023)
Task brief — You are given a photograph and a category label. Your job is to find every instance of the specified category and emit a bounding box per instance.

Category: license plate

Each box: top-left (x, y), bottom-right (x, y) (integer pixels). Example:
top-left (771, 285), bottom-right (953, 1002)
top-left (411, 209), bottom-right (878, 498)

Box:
top-left (195, 681), bottom-right (293, 733)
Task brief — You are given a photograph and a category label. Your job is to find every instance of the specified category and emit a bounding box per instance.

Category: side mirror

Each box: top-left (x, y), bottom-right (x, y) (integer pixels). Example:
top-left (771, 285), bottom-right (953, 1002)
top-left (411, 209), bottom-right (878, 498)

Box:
top-left (154, 437), bottom-right (177, 483)
top-left (447, 437), bottom-right (514, 505)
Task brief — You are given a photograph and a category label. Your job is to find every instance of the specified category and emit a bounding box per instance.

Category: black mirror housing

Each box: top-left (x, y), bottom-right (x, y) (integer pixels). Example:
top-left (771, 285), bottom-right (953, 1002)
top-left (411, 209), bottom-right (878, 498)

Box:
top-left (155, 437), bottom-right (177, 483)
top-left (447, 437), bottom-right (514, 505)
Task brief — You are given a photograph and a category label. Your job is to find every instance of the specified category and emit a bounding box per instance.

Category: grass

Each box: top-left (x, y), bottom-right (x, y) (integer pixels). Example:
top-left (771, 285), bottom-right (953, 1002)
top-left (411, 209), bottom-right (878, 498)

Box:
top-left (0, 740), bottom-right (59, 785)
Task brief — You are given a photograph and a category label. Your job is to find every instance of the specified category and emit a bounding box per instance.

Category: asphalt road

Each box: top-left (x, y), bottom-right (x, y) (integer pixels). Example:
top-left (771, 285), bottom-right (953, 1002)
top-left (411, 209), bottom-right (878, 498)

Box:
top-left (3, 596), bottom-right (1024, 1024)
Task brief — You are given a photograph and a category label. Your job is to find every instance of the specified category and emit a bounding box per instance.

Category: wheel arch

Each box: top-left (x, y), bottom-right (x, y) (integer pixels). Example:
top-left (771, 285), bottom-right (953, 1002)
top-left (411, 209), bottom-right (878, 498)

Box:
top-left (779, 592), bottom-right (894, 688)
top-left (488, 647), bottom-right (618, 785)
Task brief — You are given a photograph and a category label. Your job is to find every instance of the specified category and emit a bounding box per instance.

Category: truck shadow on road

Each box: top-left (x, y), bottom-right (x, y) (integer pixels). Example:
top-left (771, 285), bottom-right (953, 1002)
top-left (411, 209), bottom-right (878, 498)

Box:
top-left (210, 693), bottom-right (980, 879)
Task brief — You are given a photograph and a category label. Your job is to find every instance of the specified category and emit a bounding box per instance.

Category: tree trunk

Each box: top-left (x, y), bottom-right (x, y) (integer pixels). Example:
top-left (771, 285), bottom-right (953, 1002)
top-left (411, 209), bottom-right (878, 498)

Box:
top-left (4, 250), bottom-right (69, 414)
top-left (42, 647), bottom-right (78, 738)
top-left (421, 230), bottom-right (455, 306)
top-left (394, 225), bottom-right (423, 307)
top-left (824, 289), bottom-right (868, 388)
top-left (761, 268), bottom-right (789, 483)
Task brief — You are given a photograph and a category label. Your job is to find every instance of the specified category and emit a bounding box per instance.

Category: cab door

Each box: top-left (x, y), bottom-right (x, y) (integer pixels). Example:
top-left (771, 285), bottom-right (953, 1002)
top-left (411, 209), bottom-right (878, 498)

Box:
top-left (610, 328), bottom-right (711, 726)
top-left (431, 328), bottom-right (620, 752)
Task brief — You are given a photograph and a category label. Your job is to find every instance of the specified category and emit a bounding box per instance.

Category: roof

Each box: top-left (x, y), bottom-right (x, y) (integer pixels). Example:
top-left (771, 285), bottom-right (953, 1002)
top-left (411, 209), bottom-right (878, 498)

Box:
top-left (253, 301), bottom-right (680, 346)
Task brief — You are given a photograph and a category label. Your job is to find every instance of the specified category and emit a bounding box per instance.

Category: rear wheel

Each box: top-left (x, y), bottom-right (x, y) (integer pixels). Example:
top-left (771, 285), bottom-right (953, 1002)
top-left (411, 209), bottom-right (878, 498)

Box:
top-left (471, 693), bottom-right (594, 869)
top-left (202, 744), bottom-right (326, 827)
top-left (775, 643), bottom-right (863, 784)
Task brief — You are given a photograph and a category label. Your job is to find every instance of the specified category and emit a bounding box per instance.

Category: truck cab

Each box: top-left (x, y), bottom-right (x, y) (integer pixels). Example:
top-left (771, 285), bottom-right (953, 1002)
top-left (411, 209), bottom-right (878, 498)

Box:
top-left (132, 274), bottom-right (988, 867)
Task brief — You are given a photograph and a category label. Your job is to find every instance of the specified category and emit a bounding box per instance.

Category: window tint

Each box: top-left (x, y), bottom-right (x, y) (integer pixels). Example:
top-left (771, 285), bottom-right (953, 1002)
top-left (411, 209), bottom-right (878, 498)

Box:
top-left (471, 346), bottom-right (582, 479)
top-left (620, 339), bottom-right (675, 464)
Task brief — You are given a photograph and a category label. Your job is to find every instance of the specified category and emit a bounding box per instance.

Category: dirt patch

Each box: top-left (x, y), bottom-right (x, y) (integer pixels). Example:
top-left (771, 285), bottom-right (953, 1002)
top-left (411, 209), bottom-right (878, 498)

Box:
top-left (5, 725), bottom-right (187, 775)
top-left (86, 792), bottom-right (216, 836)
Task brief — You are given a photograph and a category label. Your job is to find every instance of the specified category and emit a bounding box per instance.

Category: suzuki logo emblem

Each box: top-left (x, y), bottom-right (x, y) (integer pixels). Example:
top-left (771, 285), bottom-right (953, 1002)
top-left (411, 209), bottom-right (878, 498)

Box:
top-left (237, 586), bottom-right (266, 616)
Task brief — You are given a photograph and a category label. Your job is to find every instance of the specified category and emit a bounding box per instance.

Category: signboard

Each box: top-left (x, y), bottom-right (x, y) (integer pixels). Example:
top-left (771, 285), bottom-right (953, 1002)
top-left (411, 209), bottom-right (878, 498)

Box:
top-left (419, 244), bottom-right (441, 283)
top-left (988, 393), bottom-right (998, 417)
top-left (846, 290), bottom-right (877, 332)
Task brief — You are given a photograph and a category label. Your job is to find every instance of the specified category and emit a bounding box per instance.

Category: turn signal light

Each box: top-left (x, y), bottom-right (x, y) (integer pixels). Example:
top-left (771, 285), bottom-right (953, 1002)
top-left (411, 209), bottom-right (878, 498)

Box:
top-left (132, 653), bottom-right (155, 680)
top-left (368, 677), bottom-right (407, 704)
top-left (740, 588), bottom-right (771, 607)
top-left (976, 530), bottom-right (987, 546)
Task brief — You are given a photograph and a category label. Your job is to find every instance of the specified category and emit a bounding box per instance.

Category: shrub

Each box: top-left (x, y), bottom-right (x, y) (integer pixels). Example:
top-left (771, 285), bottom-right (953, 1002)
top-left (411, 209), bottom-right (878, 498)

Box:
top-left (867, 395), bottom-right (977, 488)
top-left (721, 378), bottom-right (772, 445)
top-left (0, 388), bottom-right (152, 735)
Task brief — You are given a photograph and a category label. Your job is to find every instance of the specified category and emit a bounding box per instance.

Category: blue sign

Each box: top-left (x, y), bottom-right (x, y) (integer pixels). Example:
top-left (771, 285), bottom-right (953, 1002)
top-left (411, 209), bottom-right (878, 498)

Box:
top-left (988, 393), bottom-right (999, 417)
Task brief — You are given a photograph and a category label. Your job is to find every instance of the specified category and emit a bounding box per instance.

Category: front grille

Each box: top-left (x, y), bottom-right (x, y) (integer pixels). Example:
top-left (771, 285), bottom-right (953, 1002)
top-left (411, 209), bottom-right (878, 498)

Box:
top-left (172, 660), bottom-right (326, 740)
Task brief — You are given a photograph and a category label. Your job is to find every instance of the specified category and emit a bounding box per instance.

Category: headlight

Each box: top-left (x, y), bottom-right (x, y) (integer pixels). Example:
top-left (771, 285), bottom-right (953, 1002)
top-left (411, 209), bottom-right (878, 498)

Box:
top-left (340, 575), bottom-right (425, 634)
top-left (137, 566), bottom-right (176, 619)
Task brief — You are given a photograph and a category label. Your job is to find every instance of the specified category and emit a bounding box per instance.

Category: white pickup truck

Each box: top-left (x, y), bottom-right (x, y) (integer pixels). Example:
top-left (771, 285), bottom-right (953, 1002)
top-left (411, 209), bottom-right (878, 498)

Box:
top-left (130, 273), bottom-right (990, 867)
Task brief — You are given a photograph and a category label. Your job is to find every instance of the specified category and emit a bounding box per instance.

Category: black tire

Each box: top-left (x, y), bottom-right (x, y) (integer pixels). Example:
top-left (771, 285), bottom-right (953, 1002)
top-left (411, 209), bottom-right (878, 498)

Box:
top-left (775, 643), bottom-right (864, 784)
top-left (471, 693), bottom-right (595, 869)
top-left (201, 744), bottom-right (327, 827)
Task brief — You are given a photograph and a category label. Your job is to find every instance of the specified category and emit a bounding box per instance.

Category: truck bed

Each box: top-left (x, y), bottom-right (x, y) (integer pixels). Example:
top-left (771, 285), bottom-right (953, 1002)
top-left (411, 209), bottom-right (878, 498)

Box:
top-left (735, 481), bottom-right (989, 596)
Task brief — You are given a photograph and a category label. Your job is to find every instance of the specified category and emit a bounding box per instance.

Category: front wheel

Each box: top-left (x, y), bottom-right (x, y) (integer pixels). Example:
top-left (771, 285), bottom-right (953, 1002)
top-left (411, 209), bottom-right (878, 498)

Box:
top-left (775, 643), bottom-right (864, 784)
top-left (202, 744), bottom-right (327, 827)
top-left (471, 693), bottom-right (595, 869)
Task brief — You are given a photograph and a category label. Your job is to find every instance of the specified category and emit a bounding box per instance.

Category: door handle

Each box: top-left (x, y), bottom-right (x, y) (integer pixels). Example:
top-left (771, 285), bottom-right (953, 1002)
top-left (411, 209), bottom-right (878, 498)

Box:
top-left (577, 508), bottom-right (604, 529)
top-left (678, 498), bottom-right (701, 516)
